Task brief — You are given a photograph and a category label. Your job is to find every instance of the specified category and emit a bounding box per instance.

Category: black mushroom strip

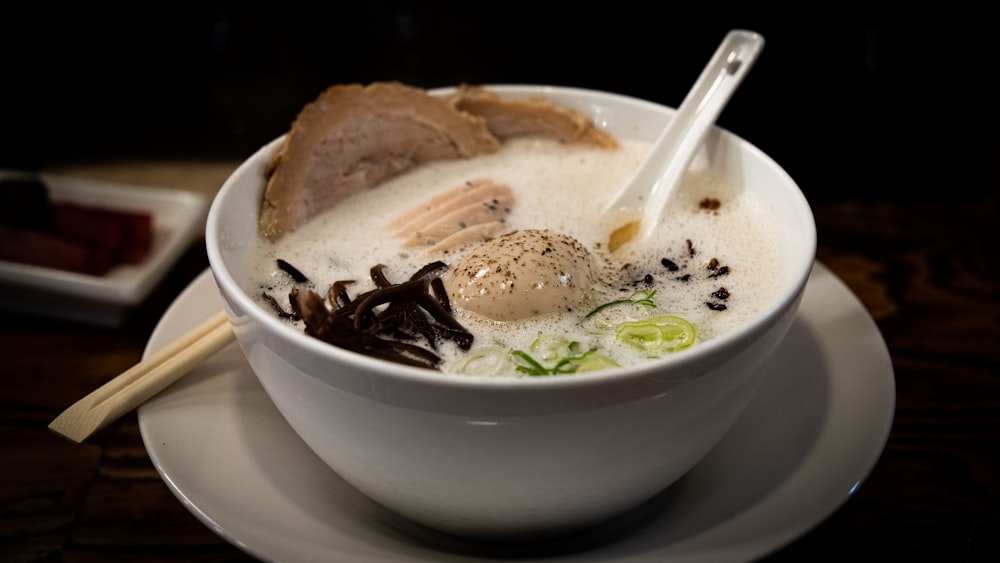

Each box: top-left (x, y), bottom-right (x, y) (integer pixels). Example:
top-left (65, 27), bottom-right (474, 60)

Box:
top-left (287, 261), bottom-right (473, 370)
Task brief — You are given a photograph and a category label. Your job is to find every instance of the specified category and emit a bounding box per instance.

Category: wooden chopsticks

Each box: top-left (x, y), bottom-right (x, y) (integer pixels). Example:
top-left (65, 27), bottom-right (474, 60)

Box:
top-left (49, 310), bottom-right (235, 444)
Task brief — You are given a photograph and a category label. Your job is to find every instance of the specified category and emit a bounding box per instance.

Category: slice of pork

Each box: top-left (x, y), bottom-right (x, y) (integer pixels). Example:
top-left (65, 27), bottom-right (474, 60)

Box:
top-left (260, 82), bottom-right (620, 241)
top-left (259, 82), bottom-right (502, 240)
top-left (388, 178), bottom-right (512, 235)
top-left (387, 179), bottom-right (514, 254)
top-left (448, 85), bottom-right (619, 149)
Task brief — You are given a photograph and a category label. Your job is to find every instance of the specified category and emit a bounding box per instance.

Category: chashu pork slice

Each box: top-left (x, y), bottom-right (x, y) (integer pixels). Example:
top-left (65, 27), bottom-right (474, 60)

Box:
top-left (259, 82), bottom-right (502, 240)
top-left (449, 85), bottom-right (619, 149)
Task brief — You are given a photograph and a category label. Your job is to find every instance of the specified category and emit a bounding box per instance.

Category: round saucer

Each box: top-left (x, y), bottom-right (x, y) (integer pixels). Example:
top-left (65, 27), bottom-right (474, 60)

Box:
top-left (139, 262), bottom-right (894, 562)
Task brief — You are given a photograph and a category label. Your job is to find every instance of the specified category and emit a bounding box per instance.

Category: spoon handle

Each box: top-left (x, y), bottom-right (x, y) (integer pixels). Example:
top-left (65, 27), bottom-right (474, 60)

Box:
top-left (607, 29), bottom-right (765, 240)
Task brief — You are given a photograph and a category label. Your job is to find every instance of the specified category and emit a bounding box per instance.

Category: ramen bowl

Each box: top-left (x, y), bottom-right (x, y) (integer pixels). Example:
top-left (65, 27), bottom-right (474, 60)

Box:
top-left (205, 85), bottom-right (816, 540)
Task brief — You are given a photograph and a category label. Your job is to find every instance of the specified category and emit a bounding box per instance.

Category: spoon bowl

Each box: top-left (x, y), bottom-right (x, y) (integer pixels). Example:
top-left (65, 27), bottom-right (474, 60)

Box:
top-left (605, 29), bottom-right (765, 250)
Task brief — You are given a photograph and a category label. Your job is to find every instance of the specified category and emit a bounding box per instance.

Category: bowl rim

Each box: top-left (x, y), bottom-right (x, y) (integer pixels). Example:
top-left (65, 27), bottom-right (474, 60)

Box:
top-left (206, 84), bottom-right (817, 391)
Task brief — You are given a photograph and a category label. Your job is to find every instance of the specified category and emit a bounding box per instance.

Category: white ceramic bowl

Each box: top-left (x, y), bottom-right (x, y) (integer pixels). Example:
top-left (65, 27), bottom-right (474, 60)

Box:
top-left (206, 85), bottom-right (816, 540)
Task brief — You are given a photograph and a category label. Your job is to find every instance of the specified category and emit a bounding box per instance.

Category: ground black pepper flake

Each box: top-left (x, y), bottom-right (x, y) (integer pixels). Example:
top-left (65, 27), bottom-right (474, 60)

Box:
top-left (709, 265), bottom-right (730, 279)
top-left (706, 285), bottom-right (730, 311)
top-left (699, 198), bottom-right (722, 211)
top-left (661, 257), bottom-right (680, 271)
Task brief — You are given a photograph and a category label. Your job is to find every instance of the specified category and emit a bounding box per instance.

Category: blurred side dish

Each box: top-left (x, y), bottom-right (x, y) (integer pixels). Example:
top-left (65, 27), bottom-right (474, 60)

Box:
top-left (0, 177), bottom-right (153, 275)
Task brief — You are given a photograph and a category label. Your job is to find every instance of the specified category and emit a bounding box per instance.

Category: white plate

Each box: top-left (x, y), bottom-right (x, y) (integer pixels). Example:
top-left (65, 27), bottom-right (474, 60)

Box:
top-left (139, 262), bottom-right (894, 562)
top-left (0, 169), bottom-right (209, 325)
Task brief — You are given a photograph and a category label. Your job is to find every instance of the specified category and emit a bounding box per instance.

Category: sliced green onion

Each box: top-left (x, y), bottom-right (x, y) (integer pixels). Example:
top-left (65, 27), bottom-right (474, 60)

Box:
top-left (615, 315), bottom-right (696, 357)
top-left (585, 289), bottom-right (657, 319)
top-left (510, 350), bottom-right (551, 375)
top-left (452, 346), bottom-right (512, 375)
top-left (552, 349), bottom-right (620, 373)
top-left (530, 335), bottom-right (583, 362)
top-left (511, 345), bottom-right (620, 376)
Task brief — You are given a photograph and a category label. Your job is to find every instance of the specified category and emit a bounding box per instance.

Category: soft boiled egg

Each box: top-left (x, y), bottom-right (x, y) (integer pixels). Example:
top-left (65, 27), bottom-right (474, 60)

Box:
top-left (445, 229), bottom-right (596, 321)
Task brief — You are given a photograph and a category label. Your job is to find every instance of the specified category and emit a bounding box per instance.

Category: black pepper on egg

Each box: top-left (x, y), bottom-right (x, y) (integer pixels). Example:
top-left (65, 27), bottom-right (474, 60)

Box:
top-left (443, 229), bottom-right (597, 321)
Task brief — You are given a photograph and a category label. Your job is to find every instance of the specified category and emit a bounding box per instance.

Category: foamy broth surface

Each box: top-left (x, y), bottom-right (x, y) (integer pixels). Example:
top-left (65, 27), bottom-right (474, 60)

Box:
top-left (247, 137), bottom-right (787, 374)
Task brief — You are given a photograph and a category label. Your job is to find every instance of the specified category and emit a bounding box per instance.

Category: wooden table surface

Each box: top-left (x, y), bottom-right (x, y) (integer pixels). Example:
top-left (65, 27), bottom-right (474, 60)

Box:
top-left (2, 162), bottom-right (998, 562)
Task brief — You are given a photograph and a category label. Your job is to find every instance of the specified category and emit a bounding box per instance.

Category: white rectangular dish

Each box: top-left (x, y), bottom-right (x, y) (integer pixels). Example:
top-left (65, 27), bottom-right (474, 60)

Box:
top-left (0, 169), bottom-right (210, 325)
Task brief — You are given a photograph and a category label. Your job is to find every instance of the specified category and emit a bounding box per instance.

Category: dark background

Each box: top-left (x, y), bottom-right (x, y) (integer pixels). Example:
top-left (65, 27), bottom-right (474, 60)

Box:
top-left (3, 5), bottom-right (999, 562)
top-left (3, 4), bottom-right (998, 203)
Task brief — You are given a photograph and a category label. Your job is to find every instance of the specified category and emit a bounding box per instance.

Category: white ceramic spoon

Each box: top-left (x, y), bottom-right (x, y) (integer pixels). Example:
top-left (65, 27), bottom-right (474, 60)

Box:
top-left (604, 29), bottom-right (765, 250)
